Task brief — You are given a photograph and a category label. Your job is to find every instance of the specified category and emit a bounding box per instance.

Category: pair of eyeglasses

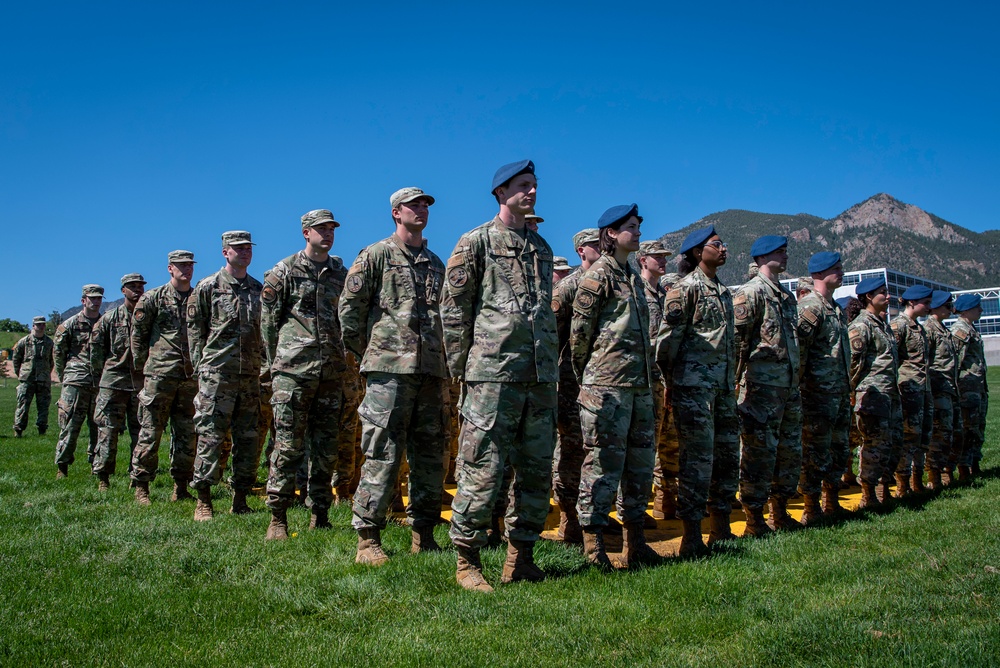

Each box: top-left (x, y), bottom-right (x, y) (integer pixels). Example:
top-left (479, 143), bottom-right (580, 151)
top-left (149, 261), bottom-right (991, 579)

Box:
top-left (705, 240), bottom-right (727, 250)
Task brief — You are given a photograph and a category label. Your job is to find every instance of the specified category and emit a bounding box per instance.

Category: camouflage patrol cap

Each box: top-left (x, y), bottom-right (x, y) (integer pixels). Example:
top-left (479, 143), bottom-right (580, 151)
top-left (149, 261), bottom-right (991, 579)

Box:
top-left (573, 228), bottom-right (600, 248)
top-left (525, 214), bottom-right (544, 224)
top-left (222, 230), bottom-right (255, 247)
top-left (82, 284), bottom-right (104, 297)
top-left (32, 316), bottom-right (46, 325)
top-left (120, 273), bottom-right (147, 287)
top-left (168, 250), bottom-right (197, 264)
top-left (553, 256), bottom-right (571, 271)
top-left (796, 276), bottom-right (813, 290)
top-left (390, 187), bottom-right (435, 209)
top-left (637, 240), bottom-right (672, 257)
top-left (301, 209), bottom-right (341, 230)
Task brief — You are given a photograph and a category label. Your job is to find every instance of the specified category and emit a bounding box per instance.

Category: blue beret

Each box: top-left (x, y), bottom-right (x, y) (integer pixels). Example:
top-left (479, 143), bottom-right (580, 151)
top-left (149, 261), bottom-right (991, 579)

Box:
top-left (679, 225), bottom-right (716, 254)
top-left (750, 235), bottom-right (788, 258)
top-left (929, 290), bottom-right (952, 309)
top-left (491, 159), bottom-right (535, 193)
top-left (835, 297), bottom-right (852, 311)
top-left (855, 277), bottom-right (886, 295)
top-left (901, 285), bottom-right (933, 301)
top-left (808, 251), bottom-right (841, 274)
top-left (954, 294), bottom-right (982, 312)
top-left (598, 203), bottom-right (640, 229)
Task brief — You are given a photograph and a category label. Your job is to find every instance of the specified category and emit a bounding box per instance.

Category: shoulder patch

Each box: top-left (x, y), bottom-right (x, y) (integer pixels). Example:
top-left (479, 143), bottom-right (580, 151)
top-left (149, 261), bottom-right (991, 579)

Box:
top-left (551, 299), bottom-right (560, 313)
top-left (580, 277), bottom-right (602, 293)
top-left (447, 254), bottom-right (465, 269)
top-left (346, 273), bottom-right (364, 294)
top-left (800, 308), bottom-right (819, 326)
top-left (576, 290), bottom-right (596, 310)
top-left (448, 266), bottom-right (469, 289)
top-left (952, 327), bottom-right (969, 342)
top-left (733, 292), bottom-right (748, 306)
top-left (187, 304), bottom-right (197, 319)
top-left (849, 328), bottom-right (864, 353)
top-left (261, 285), bottom-right (277, 305)
top-left (132, 309), bottom-right (145, 323)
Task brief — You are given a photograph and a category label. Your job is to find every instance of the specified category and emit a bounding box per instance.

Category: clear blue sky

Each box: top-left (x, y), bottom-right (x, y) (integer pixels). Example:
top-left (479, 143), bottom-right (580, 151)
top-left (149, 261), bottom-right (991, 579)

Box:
top-left (2, 2), bottom-right (997, 322)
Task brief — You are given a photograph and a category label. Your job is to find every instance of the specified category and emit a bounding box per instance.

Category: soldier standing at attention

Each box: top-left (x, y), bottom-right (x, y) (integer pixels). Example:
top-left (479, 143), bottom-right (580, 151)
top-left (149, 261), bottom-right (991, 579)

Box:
top-left (187, 231), bottom-right (263, 520)
top-left (570, 204), bottom-right (661, 569)
top-left (733, 236), bottom-right (803, 535)
top-left (551, 228), bottom-right (601, 544)
top-left (130, 251), bottom-right (198, 504)
top-left (441, 159), bottom-right (558, 592)
top-left (795, 252), bottom-right (851, 524)
top-left (339, 187), bottom-right (449, 564)
top-left (950, 294), bottom-right (987, 479)
top-left (54, 284), bottom-right (104, 478)
top-left (655, 225), bottom-right (738, 557)
top-left (12, 316), bottom-right (54, 438)
top-left (890, 285), bottom-right (933, 495)
top-left (90, 274), bottom-right (146, 490)
top-left (848, 277), bottom-right (901, 510)
top-left (261, 210), bottom-right (348, 539)
top-left (923, 290), bottom-right (962, 488)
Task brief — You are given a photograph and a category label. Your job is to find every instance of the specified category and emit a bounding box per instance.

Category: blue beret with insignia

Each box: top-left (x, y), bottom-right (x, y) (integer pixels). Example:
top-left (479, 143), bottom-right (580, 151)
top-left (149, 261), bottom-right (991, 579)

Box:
top-left (808, 251), bottom-right (841, 274)
top-left (750, 235), bottom-right (788, 258)
top-left (598, 203), bottom-right (640, 229)
top-left (901, 285), bottom-right (933, 301)
top-left (954, 294), bottom-right (982, 312)
top-left (929, 290), bottom-right (952, 309)
top-left (491, 159), bottom-right (535, 193)
top-left (855, 277), bottom-right (886, 295)
top-left (679, 225), bottom-right (716, 254)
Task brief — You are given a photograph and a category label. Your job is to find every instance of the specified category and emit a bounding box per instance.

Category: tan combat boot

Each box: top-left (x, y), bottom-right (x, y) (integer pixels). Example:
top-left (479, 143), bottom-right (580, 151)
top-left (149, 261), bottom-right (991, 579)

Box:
top-left (456, 546), bottom-right (493, 593)
top-left (893, 473), bottom-right (910, 499)
top-left (558, 509), bottom-right (583, 544)
top-left (941, 468), bottom-right (954, 487)
top-left (193, 487), bottom-right (214, 521)
top-left (821, 481), bottom-right (845, 515)
top-left (958, 465), bottom-right (972, 483)
top-left (231, 490), bottom-right (252, 515)
top-left (97, 472), bottom-right (110, 492)
top-left (678, 519), bottom-right (709, 558)
top-left (622, 523), bottom-right (662, 569)
top-left (742, 505), bottom-right (773, 538)
top-left (134, 481), bottom-right (152, 506)
top-left (582, 527), bottom-right (614, 571)
top-left (500, 539), bottom-right (546, 584)
top-left (171, 480), bottom-right (193, 502)
top-left (56, 463), bottom-right (68, 479)
top-left (356, 528), bottom-right (389, 566)
top-left (769, 497), bottom-right (803, 531)
top-left (910, 468), bottom-right (926, 493)
top-left (308, 507), bottom-right (331, 529)
top-left (652, 485), bottom-right (677, 521)
top-left (841, 469), bottom-right (859, 487)
top-left (707, 510), bottom-right (736, 546)
top-left (857, 482), bottom-right (878, 510)
top-left (411, 525), bottom-right (441, 553)
top-left (876, 479), bottom-right (892, 503)
top-left (265, 508), bottom-right (289, 541)
top-left (926, 468), bottom-right (942, 492)
top-left (333, 484), bottom-right (352, 505)
top-left (799, 493), bottom-right (823, 526)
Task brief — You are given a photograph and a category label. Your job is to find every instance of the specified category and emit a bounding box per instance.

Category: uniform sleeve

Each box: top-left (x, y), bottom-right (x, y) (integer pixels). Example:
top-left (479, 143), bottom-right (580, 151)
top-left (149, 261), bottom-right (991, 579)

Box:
top-left (655, 284), bottom-right (691, 386)
top-left (130, 293), bottom-right (155, 373)
top-left (796, 302), bottom-right (821, 378)
top-left (551, 276), bottom-right (575, 349)
top-left (186, 281), bottom-right (211, 374)
top-left (11, 338), bottom-right (24, 377)
top-left (569, 273), bottom-right (606, 381)
top-left (53, 323), bottom-right (70, 382)
top-left (440, 236), bottom-right (482, 379)
top-left (338, 249), bottom-right (375, 361)
top-left (848, 323), bottom-right (872, 390)
top-left (89, 315), bottom-right (110, 381)
top-left (260, 264), bottom-right (288, 370)
top-left (732, 286), bottom-right (761, 385)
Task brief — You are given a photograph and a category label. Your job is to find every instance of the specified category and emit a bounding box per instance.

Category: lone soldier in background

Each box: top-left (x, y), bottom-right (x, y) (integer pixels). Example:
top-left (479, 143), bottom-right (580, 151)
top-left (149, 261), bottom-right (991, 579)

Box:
top-left (188, 231), bottom-right (263, 520)
top-left (340, 187), bottom-right (448, 565)
top-left (950, 294), bottom-right (988, 478)
top-left (54, 284), bottom-right (104, 478)
top-left (442, 159), bottom-right (558, 592)
top-left (656, 225), bottom-right (738, 557)
top-left (551, 227), bottom-right (600, 544)
top-left (261, 209), bottom-right (347, 540)
top-left (890, 285), bottom-right (933, 494)
top-left (795, 252), bottom-right (851, 524)
top-left (130, 251), bottom-right (198, 504)
top-left (734, 235), bottom-right (803, 535)
top-left (923, 291), bottom-right (962, 487)
top-left (12, 316), bottom-right (54, 438)
top-left (90, 273), bottom-right (146, 490)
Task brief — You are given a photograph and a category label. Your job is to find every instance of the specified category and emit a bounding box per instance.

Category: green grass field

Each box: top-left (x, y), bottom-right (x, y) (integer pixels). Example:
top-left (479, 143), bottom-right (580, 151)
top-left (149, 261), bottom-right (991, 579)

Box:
top-left (2, 375), bottom-right (999, 667)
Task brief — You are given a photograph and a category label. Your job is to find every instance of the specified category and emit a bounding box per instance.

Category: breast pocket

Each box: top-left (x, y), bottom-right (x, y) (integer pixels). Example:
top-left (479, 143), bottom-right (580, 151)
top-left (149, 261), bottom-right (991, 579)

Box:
top-left (381, 262), bottom-right (415, 308)
top-left (424, 266), bottom-right (444, 305)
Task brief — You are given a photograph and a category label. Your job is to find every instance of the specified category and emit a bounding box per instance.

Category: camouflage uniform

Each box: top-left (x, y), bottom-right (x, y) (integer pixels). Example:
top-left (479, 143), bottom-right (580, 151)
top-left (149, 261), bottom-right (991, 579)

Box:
top-left (90, 303), bottom-right (143, 475)
top-left (570, 255), bottom-right (655, 527)
top-left (54, 311), bottom-right (101, 467)
top-left (551, 268), bottom-right (586, 517)
top-left (796, 291), bottom-right (852, 495)
top-left (442, 217), bottom-right (558, 549)
top-left (331, 353), bottom-right (361, 490)
top-left (848, 310), bottom-right (902, 485)
top-left (890, 314), bottom-right (933, 478)
top-left (655, 266), bottom-right (739, 521)
top-left (950, 318), bottom-right (987, 467)
top-left (188, 268), bottom-right (263, 492)
top-left (339, 234), bottom-right (449, 530)
top-left (11, 332), bottom-right (54, 434)
top-left (262, 250), bottom-right (347, 512)
top-left (129, 283), bottom-right (198, 486)
top-left (923, 316), bottom-right (962, 473)
top-left (642, 274), bottom-right (680, 510)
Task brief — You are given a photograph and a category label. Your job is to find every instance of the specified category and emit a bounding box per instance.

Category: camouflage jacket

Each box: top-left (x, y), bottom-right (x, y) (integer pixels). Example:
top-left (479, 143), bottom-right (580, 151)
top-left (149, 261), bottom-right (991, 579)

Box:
top-left (131, 283), bottom-right (194, 380)
top-left (641, 275), bottom-right (665, 340)
top-left (849, 309), bottom-right (899, 416)
top-left (441, 217), bottom-right (558, 383)
top-left (54, 311), bottom-right (101, 386)
top-left (570, 254), bottom-right (654, 388)
top-left (552, 269), bottom-right (584, 386)
top-left (12, 333), bottom-right (53, 383)
top-left (655, 266), bottom-right (735, 390)
top-left (922, 316), bottom-right (958, 397)
top-left (261, 251), bottom-right (347, 382)
top-left (949, 318), bottom-right (987, 396)
top-left (90, 303), bottom-right (143, 391)
top-left (890, 313), bottom-right (930, 394)
top-left (187, 268), bottom-right (263, 377)
top-left (796, 290), bottom-right (851, 394)
top-left (339, 234), bottom-right (447, 377)
top-left (733, 273), bottom-right (800, 388)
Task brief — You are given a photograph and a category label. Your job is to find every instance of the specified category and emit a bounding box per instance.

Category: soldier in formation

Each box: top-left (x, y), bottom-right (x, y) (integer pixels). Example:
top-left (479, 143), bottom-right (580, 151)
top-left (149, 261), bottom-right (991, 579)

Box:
top-left (12, 316), bottom-right (54, 438)
top-left (951, 294), bottom-right (987, 477)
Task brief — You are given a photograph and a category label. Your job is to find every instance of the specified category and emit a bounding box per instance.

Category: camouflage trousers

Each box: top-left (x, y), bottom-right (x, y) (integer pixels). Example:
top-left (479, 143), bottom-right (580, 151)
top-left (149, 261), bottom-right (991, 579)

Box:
top-left (14, 380), bottom-right (51, 433)
top-left (738, 383), bottom-right (803, 508)
top-left (266, 373), bottom-right (342, 512)
top-left (552, 378), bottom-right (584, 511)
top-left (798, 387), bottom-right (851, 495)
top-left (130, 375), bottom-right (198, 484)
top-left (956, 391), bottom-right (987, 467)
top-left (257, 383), bottom-right (274, 469)
top-left (652, 379), bottom-right (680, 496)
top-left (449, 381), bottom-right (556, 549)
top-left (672, 385), bottom-right (740, 522)
top-left (191, 371), bottom-right (260, 492)
top-left (576, 385), bottom-right (656, 527)
top-left (91, 387), bottom-right (140, 476)
top-left (54, 384), bottom-right (98, 468)
top-left (352, 373), bottom-right (448, 530)
top-left (895, 390), bottom-right (933, 477)
top-left (926, 393), bottom-right (962, 472)
top-left (855, 394), bottom-right (903, 486)
top-left (331, 380), bottom-right (360, 489)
